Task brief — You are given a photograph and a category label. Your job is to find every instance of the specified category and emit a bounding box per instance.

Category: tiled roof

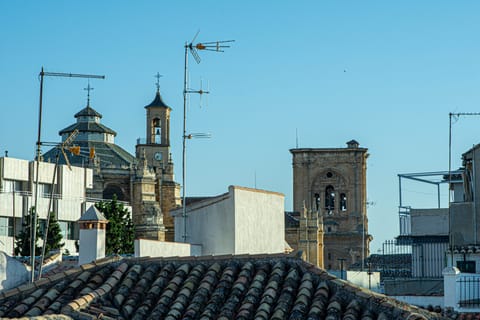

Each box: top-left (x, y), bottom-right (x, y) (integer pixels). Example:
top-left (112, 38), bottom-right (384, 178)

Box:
top-left (145, 90), bottom-right (170, 109)
top-left (0, 253), bottom-right (447, 320)
top-left (43, 141), bottom-right (136, 169)
top-left (79, 206), bottom-right (107, 222)
top-left (74, 106), bottom-right (103, 118)
top-left (59, 121), bottom-right (117, 136)
top-left (447, 245), bottom-right (480, 254)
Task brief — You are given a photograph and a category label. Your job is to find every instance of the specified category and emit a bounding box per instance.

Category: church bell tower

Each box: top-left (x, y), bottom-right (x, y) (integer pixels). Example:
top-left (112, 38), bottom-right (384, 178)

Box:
top-left (136, 75), bottom-right (172, 170)
top-left (134, 75), bottom-right (180, 241)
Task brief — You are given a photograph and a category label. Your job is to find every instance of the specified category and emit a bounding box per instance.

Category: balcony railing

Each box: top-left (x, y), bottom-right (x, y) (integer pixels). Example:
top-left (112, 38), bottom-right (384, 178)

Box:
top-left (457, 274), bottom-right (480, 309)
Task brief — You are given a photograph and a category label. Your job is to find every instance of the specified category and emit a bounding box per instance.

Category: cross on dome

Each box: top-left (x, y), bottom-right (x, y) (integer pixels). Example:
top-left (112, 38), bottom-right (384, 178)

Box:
top-left (84, 82), bottom-right (94, 106)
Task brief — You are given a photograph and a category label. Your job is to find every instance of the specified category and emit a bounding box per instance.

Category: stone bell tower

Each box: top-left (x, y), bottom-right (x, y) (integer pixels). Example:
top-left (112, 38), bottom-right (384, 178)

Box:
top-left (291, 140), bottom-right (371, 270)
top-left (134, 76), bottom-right (180, 241)
top-left (131, 150), bottom-right (166, 240)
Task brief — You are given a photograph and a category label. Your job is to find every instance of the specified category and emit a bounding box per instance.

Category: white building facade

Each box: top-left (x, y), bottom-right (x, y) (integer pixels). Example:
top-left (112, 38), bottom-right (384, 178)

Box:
top-left (0, 156), bottom-right (94, 255)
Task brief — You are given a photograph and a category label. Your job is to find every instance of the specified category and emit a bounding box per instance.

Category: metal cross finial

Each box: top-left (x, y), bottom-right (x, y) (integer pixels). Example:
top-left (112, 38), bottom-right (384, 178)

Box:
top-left (155, 72), bottom-right (163, 92)
top-left (84, 82), bottom-right (94, 106)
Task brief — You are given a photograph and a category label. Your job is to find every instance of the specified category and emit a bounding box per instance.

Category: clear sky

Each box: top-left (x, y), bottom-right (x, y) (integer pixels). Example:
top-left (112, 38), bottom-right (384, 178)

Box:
top-left (1, 1), bottom-right (480, 252)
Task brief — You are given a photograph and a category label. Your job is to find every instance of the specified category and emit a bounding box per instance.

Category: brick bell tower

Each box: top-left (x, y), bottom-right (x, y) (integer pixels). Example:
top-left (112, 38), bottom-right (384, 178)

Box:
top-left (134, 75), bottom-right (181, 241)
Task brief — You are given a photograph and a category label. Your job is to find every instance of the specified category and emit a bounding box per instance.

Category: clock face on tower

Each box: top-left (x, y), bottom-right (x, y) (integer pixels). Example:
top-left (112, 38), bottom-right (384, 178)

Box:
top-left (154, 152), bottom-right (162, 161)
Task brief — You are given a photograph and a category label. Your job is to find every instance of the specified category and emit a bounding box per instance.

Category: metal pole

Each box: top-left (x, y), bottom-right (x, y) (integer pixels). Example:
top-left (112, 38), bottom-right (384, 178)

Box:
top-left (448, 113), bottom-right (453, 266)
top-left (473, 144), bottom-right (477, 245)
top-left (31, 68), bottom-right (104, 283)
top-left (12, 189), bottom-right (15, 256)
top-left (368, 262), bottom-right (372, 290)
top-left (398, 175), bottom-right (402, 208)
top-left (362, 211), bottom-right (365, 271)
top-left (38, 152), bottom-right (59, 279)
top-left (437, 184), bottom-right (441, 209)
top-left (182, 43), bottom-right (188, 242)
top-left (31, 67), bottom-right (45, 282)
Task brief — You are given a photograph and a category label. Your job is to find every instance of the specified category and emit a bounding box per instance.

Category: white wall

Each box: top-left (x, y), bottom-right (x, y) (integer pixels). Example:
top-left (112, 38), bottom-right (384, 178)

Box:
top-left (79, 228), bottom-right (105, 265)
top-left (173, 185), bottom-right (285, 256)
top-left (0, 251), bottom-right (29, 292)
top-left (410, 208), bottom-right (449, 236)
top-left (134, 239), bottom-right (201, 258)
top-left (392, 295), bottom-right (443, 308)
top-left (233, 186), bottom-right (285, 254)
top-left (329, 270), bottom-right (381, 292)
top-left (1, 157), bottom-right (29, 181)
top-left (174, 192), bottom-right (234, 255)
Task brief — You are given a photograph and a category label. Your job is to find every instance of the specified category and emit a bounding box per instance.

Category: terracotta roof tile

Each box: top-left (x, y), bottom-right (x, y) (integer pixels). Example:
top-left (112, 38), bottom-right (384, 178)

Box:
top-left (0, 254), bottom-right (449, 320)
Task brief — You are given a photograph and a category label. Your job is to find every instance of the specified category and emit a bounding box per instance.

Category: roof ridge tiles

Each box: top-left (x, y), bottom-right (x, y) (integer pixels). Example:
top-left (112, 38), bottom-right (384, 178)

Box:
top-left (61, 262), bottom-right (128, 316)
top-left (0, 255), bottom-right (450, 319)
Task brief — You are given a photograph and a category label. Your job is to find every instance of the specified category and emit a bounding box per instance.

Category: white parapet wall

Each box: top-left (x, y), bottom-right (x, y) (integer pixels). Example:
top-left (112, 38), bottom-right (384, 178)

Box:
top-left (233, 186), bottom-right (285, 255)
top-left (172, 185), bottom-right (285, 256)
top-left (134, 239), bottom-right (202, 258)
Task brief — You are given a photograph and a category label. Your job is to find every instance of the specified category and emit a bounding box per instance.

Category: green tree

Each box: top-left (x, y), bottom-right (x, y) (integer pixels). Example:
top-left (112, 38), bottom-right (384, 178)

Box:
top-left (15, 207), bottom-right (41, 256)
top-left (95, 195), bottom-right (134, 255)
top-left (43, 212), bottom-right (64, 254)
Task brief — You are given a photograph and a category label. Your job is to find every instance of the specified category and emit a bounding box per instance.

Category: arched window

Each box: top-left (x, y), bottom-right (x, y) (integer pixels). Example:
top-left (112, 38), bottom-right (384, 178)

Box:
top-left (325, 185), bottom-right (335, 211)
top-left (103, 185), bottom-right (126, 201)
top-left (340, 193), bottom-right (347, 211)
top-left (314, 193), bottom-right (321, 211)
top-left (152, 118), bottom-right (161, 144)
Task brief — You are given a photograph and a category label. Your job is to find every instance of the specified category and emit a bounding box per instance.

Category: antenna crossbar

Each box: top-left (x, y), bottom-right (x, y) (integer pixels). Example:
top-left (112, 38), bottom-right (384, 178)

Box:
top-left (41, 71), bottom-right (105, 79)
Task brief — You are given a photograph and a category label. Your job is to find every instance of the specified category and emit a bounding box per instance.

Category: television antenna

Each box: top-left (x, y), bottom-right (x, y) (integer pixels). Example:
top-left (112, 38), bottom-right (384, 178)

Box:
top-left (31, 68), bottom-right (104, 282)
top-left (181, 32), bottom-right (234, 242)
top-left (37, 129), bottom-right (80, 279)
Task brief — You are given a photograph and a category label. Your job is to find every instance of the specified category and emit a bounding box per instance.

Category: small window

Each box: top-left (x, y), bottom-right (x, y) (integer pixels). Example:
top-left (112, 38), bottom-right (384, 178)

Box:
top-left (39, 183), bottom-right (53, 198)
top-left (328, 252), bottom-right (332, 260)
top-left (326, 172), bottom-right (333, 178)
top-left (314, 193), bottom-right (321, 211)
top-left (325, 186), bottom-right (335, 211)
top-left (2, 179), bottom-right (24, 193)
top-left (59, 221), bottom-right (78, 240)
top-left (340, 193), bottom-right (347, 211)
top-left (457, 261), bottom-right (476, 273)
top-left (0, 217), bottom-right (15, 237)
top-left (327, 226), bottom-right (332, 233)
top-left (39, 219), bottom-right (47, 237)
top-left (152, 118), bottom-right (161, 144)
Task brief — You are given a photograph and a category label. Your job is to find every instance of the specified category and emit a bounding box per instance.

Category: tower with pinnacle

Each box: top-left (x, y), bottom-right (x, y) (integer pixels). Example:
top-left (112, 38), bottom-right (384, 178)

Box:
top-left (134, 75), bottom-right (181, 241)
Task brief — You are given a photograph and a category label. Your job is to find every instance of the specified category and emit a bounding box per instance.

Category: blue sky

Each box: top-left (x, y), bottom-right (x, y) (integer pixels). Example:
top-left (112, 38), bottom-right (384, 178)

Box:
top-left (1, 1), bottom-right (480, 252)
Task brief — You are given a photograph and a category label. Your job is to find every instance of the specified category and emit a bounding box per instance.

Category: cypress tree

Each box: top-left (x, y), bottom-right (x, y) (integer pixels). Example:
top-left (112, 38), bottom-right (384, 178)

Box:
top-left (95, 195), bottom-right (134, 255)
top-left (44, 212), bottom-right (64, 254)
top-left (14, 207), bottom-right (41, 256)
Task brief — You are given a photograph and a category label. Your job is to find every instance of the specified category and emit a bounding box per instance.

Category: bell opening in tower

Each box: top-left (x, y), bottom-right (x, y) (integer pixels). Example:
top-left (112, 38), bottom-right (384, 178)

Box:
top-left (152, 118), bottom-right (161, 144)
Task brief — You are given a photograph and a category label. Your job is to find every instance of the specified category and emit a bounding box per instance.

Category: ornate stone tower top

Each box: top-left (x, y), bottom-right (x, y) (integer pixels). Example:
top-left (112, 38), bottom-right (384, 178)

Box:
top-left (136, 78), bottom-right (172, 171)
top-left (290, 140), bottom-right (371, 270)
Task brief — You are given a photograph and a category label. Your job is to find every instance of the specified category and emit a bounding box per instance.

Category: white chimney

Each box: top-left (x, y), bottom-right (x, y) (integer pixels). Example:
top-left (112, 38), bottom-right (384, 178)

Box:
top-left (78, 205), bottom-right (108, 265)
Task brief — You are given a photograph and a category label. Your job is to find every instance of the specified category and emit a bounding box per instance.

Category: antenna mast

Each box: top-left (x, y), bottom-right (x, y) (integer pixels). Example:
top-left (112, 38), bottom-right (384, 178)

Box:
top-left (32, 68), bottom-right (104, 283)
top-left (181, 33), bottom-right (234, 242)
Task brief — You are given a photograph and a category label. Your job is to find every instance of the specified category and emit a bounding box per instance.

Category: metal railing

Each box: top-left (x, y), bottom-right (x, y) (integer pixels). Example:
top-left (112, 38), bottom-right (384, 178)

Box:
top-left (457, 275), bottom-right (480, 308)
